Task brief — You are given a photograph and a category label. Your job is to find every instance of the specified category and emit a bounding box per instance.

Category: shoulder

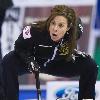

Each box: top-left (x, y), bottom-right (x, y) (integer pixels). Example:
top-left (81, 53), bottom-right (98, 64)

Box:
top-left (31, 20), bottom-right (47, 31)
top-left (21, 20), bottom-right (47, 40)
top-left (22, 22), bottom-right (42, 39)
top-left (73, 49), bottom-right (96, 64)
top-left (74, 49), bottom-right (91, 58)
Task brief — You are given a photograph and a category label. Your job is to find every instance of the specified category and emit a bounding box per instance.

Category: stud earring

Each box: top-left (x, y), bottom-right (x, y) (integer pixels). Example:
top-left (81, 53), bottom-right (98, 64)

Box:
top-left (67, 32), bottom-right (69, 34)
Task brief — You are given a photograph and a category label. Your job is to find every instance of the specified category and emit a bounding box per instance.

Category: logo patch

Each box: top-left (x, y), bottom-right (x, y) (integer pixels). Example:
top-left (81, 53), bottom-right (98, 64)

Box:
top-left (59, 42), bottom-right (69, 55)
top-left (23, 26), bottom-right (32, 39)
top-left (55, 86), bottom-right (79, 100)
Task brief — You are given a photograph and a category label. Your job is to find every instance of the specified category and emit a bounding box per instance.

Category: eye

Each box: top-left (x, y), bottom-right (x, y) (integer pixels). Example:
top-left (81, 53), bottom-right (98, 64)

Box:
top-left (59, 24), bottom-right (64, 28)
top-left (50, 21), bottom-right (55, 25)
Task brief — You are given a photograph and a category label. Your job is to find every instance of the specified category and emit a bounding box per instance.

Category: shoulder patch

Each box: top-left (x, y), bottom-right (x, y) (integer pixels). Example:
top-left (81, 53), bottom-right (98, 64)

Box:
top-left (22, 26), bottom-right (32, 39)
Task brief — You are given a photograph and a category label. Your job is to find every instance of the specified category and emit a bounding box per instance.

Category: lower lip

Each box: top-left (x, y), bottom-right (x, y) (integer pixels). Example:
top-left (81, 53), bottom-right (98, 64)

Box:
top-left (53, 36), bottom-right (56, 38)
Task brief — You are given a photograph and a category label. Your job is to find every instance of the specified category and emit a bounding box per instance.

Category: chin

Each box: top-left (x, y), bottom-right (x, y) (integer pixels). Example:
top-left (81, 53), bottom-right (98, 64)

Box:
top-left (52, 39), bottom-right (60, 42)
top-left (51, 37), bottom-right (61, 42)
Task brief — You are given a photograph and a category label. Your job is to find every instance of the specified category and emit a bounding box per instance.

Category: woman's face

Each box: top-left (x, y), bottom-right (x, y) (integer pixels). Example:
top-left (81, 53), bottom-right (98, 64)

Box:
top-left (49, 16), bottom-right (69, 42)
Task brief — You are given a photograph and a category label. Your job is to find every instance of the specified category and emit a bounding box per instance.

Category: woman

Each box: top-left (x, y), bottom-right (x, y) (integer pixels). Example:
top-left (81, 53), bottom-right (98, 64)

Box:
top-left (1, 5), bottom-right (98, 100)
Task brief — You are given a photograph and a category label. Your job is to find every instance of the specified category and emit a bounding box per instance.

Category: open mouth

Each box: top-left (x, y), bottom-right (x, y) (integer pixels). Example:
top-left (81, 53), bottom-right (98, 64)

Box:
top-left (52, 33), bottom-right (57, 37)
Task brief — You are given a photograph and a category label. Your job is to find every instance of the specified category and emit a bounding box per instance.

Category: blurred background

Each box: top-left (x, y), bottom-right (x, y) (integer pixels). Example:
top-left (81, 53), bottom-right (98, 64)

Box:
top-left (0, 0), bottom-right (100, 100)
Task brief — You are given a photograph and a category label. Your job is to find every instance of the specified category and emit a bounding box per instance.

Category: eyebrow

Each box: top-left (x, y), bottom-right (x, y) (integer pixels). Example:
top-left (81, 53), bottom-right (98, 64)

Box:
top-left (51, 20), bottom-right (66, 24)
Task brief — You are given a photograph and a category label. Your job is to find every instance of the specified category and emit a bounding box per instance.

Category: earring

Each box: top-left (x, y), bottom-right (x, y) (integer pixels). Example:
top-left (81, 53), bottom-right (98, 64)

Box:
top-left (67, 32), bottom-right (69, 34)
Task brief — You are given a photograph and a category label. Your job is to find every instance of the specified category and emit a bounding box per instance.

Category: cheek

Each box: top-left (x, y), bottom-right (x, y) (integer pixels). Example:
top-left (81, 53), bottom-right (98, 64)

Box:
top-left (61, 29), bottom-right (67, 36)
top-left (49, 26), bottom-right (52, 32)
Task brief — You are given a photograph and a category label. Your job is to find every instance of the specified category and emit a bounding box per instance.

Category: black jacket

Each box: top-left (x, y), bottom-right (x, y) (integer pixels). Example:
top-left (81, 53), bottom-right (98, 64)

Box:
top-left (15, 23), bottom-right (76, 67)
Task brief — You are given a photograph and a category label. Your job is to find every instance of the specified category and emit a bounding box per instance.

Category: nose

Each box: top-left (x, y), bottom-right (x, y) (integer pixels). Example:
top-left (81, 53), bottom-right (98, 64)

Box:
top-left (53, 25), bottom-right (58, 32)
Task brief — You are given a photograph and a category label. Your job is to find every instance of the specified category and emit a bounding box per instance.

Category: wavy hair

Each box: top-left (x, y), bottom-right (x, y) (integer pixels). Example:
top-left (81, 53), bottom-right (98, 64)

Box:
top-left (46, 5), bottom-right (77, 57)
top-left (31, 5), bottom-right (77, 58)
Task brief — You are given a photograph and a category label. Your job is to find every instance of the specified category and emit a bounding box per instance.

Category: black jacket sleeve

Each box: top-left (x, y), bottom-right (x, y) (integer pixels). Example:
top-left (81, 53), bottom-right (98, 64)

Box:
top-left (14, 25), bottom-right (35, 62)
